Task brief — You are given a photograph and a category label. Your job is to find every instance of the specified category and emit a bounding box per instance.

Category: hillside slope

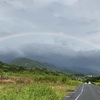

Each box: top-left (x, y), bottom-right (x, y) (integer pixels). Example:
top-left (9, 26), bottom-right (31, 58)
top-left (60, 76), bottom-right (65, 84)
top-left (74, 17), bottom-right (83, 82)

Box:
top-left (10, 58), bottom-right (57, 70)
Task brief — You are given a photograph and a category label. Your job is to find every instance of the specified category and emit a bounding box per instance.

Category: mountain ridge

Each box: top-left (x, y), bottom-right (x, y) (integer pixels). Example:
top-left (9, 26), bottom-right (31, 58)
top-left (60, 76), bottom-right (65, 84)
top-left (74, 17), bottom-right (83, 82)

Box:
top-left (3, 57), bottom-right (99, 75)
top-left (9, 57), bottom-right (74, 73)
top-left (10, 58), bottom-right (58, 70)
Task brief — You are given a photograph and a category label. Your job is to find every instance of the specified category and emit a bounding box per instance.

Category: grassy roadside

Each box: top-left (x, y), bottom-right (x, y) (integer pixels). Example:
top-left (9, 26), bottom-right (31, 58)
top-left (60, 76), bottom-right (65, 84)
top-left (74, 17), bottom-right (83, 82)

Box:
top-left (0, 63), bottom-right (82, 100)
top-left (0, 82), bottom-right (80, 100)
top-left (93, 82), bottom-right (100, 86)
top-left (0, 72), bottom-right (81, 100)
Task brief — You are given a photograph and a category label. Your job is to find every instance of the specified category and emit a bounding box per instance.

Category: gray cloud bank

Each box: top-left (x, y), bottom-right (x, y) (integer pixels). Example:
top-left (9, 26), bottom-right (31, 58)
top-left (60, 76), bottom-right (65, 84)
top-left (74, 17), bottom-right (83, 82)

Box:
top-left (1, 41), bottom-right (100, 74)
top-left (0, 0), bottom-right (100, 34)
top-left (0, 0), bottom-right (100, 74)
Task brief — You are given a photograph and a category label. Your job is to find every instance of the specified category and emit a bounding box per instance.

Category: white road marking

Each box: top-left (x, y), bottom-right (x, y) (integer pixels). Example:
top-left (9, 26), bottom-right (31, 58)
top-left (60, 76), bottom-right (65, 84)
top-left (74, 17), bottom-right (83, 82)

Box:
top-left (71, 92), bottom-right (75, 93)
top-left (65, 96), bottom-right (70, 98)
top-left (97, 90), bottom-right (100, 94)
top-left (75, 84), bottom-right (85, 100)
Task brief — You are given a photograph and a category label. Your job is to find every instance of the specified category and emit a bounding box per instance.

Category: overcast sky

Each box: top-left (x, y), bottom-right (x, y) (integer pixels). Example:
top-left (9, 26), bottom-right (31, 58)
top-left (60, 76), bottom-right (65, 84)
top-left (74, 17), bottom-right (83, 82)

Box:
top-left (0, 0), bottom-right (100, 72)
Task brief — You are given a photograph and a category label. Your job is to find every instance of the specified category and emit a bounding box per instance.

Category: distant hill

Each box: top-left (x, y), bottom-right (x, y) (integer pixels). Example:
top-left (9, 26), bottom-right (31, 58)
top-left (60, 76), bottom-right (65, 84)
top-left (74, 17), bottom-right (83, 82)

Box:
top-left (10, 58), bottom-right (79, 74)
top-left (10, 58), bottom-right (57, 70)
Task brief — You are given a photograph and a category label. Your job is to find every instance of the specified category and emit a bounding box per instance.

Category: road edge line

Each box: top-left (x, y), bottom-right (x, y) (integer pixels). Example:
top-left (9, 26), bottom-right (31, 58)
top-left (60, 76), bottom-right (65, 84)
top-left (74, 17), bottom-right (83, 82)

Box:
top-left (97, 90), bottom-right (100, 94)
top-left (75, 84), bottom-right (84, 100)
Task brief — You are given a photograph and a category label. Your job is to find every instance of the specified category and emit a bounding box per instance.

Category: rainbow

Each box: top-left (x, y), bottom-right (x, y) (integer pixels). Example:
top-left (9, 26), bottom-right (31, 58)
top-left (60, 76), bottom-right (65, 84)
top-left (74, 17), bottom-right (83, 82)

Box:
top-left (0, 32), bottom-right (100, 49)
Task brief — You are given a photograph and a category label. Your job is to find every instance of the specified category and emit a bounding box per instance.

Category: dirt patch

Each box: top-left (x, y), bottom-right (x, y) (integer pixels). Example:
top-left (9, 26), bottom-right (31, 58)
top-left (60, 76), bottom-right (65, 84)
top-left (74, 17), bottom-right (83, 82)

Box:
top-left (0, 79), bottom-right (16, 84)
top-left (66, 89), bottom-right (74, 92)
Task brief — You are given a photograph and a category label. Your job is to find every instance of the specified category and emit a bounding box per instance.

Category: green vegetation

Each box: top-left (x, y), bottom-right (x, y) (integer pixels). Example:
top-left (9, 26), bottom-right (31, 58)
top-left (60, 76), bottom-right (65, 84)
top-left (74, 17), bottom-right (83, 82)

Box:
top-left (85, 76), bottom-right (100, 85)
top-left (0, 61), bottom-right (82, 100)
top-left (0, 84), bottom-right (62, 100)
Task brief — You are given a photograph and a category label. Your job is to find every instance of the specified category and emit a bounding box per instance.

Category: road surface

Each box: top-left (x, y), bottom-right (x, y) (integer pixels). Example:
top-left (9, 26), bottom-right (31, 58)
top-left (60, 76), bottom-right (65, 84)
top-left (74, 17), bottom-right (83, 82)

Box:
top-left (64, 84), bottom-right (100, 100)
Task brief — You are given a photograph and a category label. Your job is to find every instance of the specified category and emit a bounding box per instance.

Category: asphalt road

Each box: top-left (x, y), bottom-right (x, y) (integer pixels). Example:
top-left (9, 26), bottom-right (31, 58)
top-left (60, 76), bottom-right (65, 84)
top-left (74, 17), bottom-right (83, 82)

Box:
top-left (64, 84), bottom-right (100, 100)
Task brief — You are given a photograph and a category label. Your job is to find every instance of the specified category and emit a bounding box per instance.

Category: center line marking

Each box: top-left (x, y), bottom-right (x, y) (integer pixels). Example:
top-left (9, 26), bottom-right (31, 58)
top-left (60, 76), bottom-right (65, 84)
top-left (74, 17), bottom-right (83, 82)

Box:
top-left (75, 84), bottom-right (84, 100)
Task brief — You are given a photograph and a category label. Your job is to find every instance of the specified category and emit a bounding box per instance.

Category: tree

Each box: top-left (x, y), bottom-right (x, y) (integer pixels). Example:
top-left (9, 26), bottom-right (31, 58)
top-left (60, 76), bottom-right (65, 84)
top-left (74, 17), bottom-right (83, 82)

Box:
top-left (0, 69), bottom-right (4, 79)
top-left (0, 61), bottom-right (3, 68)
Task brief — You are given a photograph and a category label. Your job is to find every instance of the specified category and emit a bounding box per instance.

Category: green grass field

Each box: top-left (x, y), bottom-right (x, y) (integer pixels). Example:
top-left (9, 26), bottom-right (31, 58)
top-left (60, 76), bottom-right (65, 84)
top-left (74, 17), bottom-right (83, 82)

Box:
top-left (0, 62), bottom-right (82, 100)
top-left (0, 82), bottom-right (79, 100)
